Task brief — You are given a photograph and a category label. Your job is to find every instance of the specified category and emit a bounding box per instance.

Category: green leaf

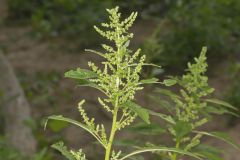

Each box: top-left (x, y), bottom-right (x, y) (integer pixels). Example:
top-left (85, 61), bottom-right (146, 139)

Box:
top-left (65, 68), bottom-right (97, 79)
top-left (123, 101), bottom-right (150, 124)
top-left (205, 106), bottom-right (239, 117)
top-left (119, 146), bottom-right (204, 160)
top-left (128, 122), bottom-right (166, 135)
top-left (142, 63), bottom-right (162, 68)
top-left (140, 78), bottom-right (159, 84)
top-left (198, 152), bottom-right (223, 160)
top-left (114, 139), bottom-right (140, 147)
top-left (152, 68), bottom-right (164, 76)
top-left (162, 79), bottom-right (177, 86)
top-left (45, 115), bottom-right (105, 147)
top-left (124, 40), bottom-right (130, 47)
top-left (85, 49), bottom-right (105, 58)
top-left (48, 120), bottom-right (68, 132)
top-left (51, 142), bottom-right (74, 160)
top-left (194, 131), bottom-right (240, 150)
top-left (77, 79), bottom-right (97, 87)
top-left (76, 79), bottom-right (108, 95)
top-left (148, 94), bottom-right (174, 112)
top-left (155, 88), bottom-right (180, 100)
top-left (206, 98), bottom-right (237, 111)
top-left (195, 144), bottom-right (222, 154)
top-left (76, 79), bottom-right (101, 90)
top-left (127, 63), bottom-right (162, 68)
top-left (148, 110), bottom-right (175, 124)
top-left (173, 121), bottom-right (192, 141)
top-left (194, 145), bottom-right (223, 160)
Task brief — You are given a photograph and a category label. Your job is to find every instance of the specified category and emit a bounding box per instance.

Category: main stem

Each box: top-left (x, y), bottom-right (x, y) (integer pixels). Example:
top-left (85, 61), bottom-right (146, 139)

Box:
top-left (171, 140), bottom-right (180, 160)
top-left (104, 98), bottom-right (119, 160)
top-left (105, 30), bottom-right (121, 160)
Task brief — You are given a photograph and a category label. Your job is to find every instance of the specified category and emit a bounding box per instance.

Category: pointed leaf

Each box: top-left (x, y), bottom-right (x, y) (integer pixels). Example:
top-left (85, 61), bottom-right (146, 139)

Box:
top-left (114, 139), bottom-right (140, 147)
top-left (76, 79), bottom-right (100, 89)
top-left (155, 88), bottom-right (181, 100)
top-left (142, 63), bottom-right (162, 68)
top-left (51, 142), bottom-right (74, 160)
top-left (174, 121), bottom-right (192, 141)
top-left (85, 49), bottom-right (105, 58)
top-left (205, 106), bottom-right (239, 117)
top-left (123, 101), bottom-right (150, 124)
top-left (148, 110), bottom-right (175, 124)
top-left (77, 79), bottom-right (97, 86)
top-left (127, 63), bottom-right (162, 68)
top-left (65, 68), bottom-right (97, 79)
top-left (124, 40), bottom-right (130, 47)
top-left (128, 122), bottom-right (166, 135)
top-left (194, 145), bottom-right (223, 160)
top-left (163, 79), bottom-right (177, 86)
top-left (149, 94), bottom-right (174, 112)
top-left (152, 68), bottom-right (164, 76)
top-left (194, 131), bottom-right (240, 150)
top-left (119, 147), bottom-right (204, 160)
top-left (198, 152), bottom-right (223, 160)
top-left (76, 79), bottom-right (108, 95)
top-left (140, 78), bottom-right (159, 84)
top-left (48, 120), bottom-right (68, 132)
top-left (206, 99), bottom-right (237, 111)
top-left (45, 115), bottom-right (105, 147)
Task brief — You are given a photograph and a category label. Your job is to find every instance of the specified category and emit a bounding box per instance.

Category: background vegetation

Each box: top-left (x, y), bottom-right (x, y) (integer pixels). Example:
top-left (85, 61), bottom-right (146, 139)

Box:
top-left (1, 0), bottom-right (240, 159)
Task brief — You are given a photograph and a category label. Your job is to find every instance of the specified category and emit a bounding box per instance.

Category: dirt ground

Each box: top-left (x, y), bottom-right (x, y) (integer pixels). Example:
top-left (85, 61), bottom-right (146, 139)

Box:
top-left (1, 21), bottom-right (240, 159)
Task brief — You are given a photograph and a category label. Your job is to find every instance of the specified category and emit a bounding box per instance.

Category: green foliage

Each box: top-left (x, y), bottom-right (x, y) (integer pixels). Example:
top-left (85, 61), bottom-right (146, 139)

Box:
top-left (7, 0), bottom-right (111, 47)
top-left (0, 136), bottom-right (51, 160)
top-left (45, 5), bottom-right (239, 160)
top-left (149, 47), bottom-right (239, 160)
top-left (119, 146), bottom-right (203, 160)
top-left (46, 6), bottom-right (159, 160)
top-left (127, 122), bottom-right (165, 135)
top-left (6, 0), bottom-right (168, 48)
top-left (116, 0), bottom-right (168, 17)
top-left (162, 79), bottom-right (177, 87)
top-left (48, 120), bottom-right (68, 133)
top-left (18, 71), bottom-right (61, 106)
top-left (7, 0), bottom-right (39, 22)
top-left (65, 69), bottom-right (97, 79)
top-left (144, 0), bottom-right (240, 69)
top-left (0, 137), bottom-right (25, 160)
top-left (51, 142), bottom-right (86, 160)
top-left (226, 62), bottom-right (240, 119)
top-left (193, 144), bottom-right (223, 160)
top-left (123, 101), bottom-right (150, 124)
top-left (122, 47), bottom-right (239, 160)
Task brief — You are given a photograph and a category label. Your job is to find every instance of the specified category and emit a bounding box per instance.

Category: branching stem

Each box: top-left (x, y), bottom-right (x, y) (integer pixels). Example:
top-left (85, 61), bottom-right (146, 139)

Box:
top-left (105, 98), bottom-right (119, 160)
top-left (171, 140), bottom-right (180, 160)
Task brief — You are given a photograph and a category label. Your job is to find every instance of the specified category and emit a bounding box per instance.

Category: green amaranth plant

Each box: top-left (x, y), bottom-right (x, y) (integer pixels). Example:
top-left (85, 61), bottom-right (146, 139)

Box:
top-left (45, 7), bottom-right (206, 160)
top-left (45, 7), bottom-right (239, 160)
top-left (144, 47), bottom-right (240, 160)
top-left (141, 0), bottom-right (240, 71)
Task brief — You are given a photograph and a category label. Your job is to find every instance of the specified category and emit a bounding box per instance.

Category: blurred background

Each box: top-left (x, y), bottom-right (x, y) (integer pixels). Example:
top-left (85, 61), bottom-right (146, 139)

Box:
top-left (0, 0), bottom-right (240, 159)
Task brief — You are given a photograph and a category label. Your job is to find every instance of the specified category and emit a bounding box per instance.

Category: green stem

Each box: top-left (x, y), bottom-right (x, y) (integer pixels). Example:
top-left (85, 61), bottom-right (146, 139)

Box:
top-left (104, 99), bottom-right (119, 160)
top-left (171, 140), bottom-right (180, 160)
top-left (105, 28), bottom-right (121, 160)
